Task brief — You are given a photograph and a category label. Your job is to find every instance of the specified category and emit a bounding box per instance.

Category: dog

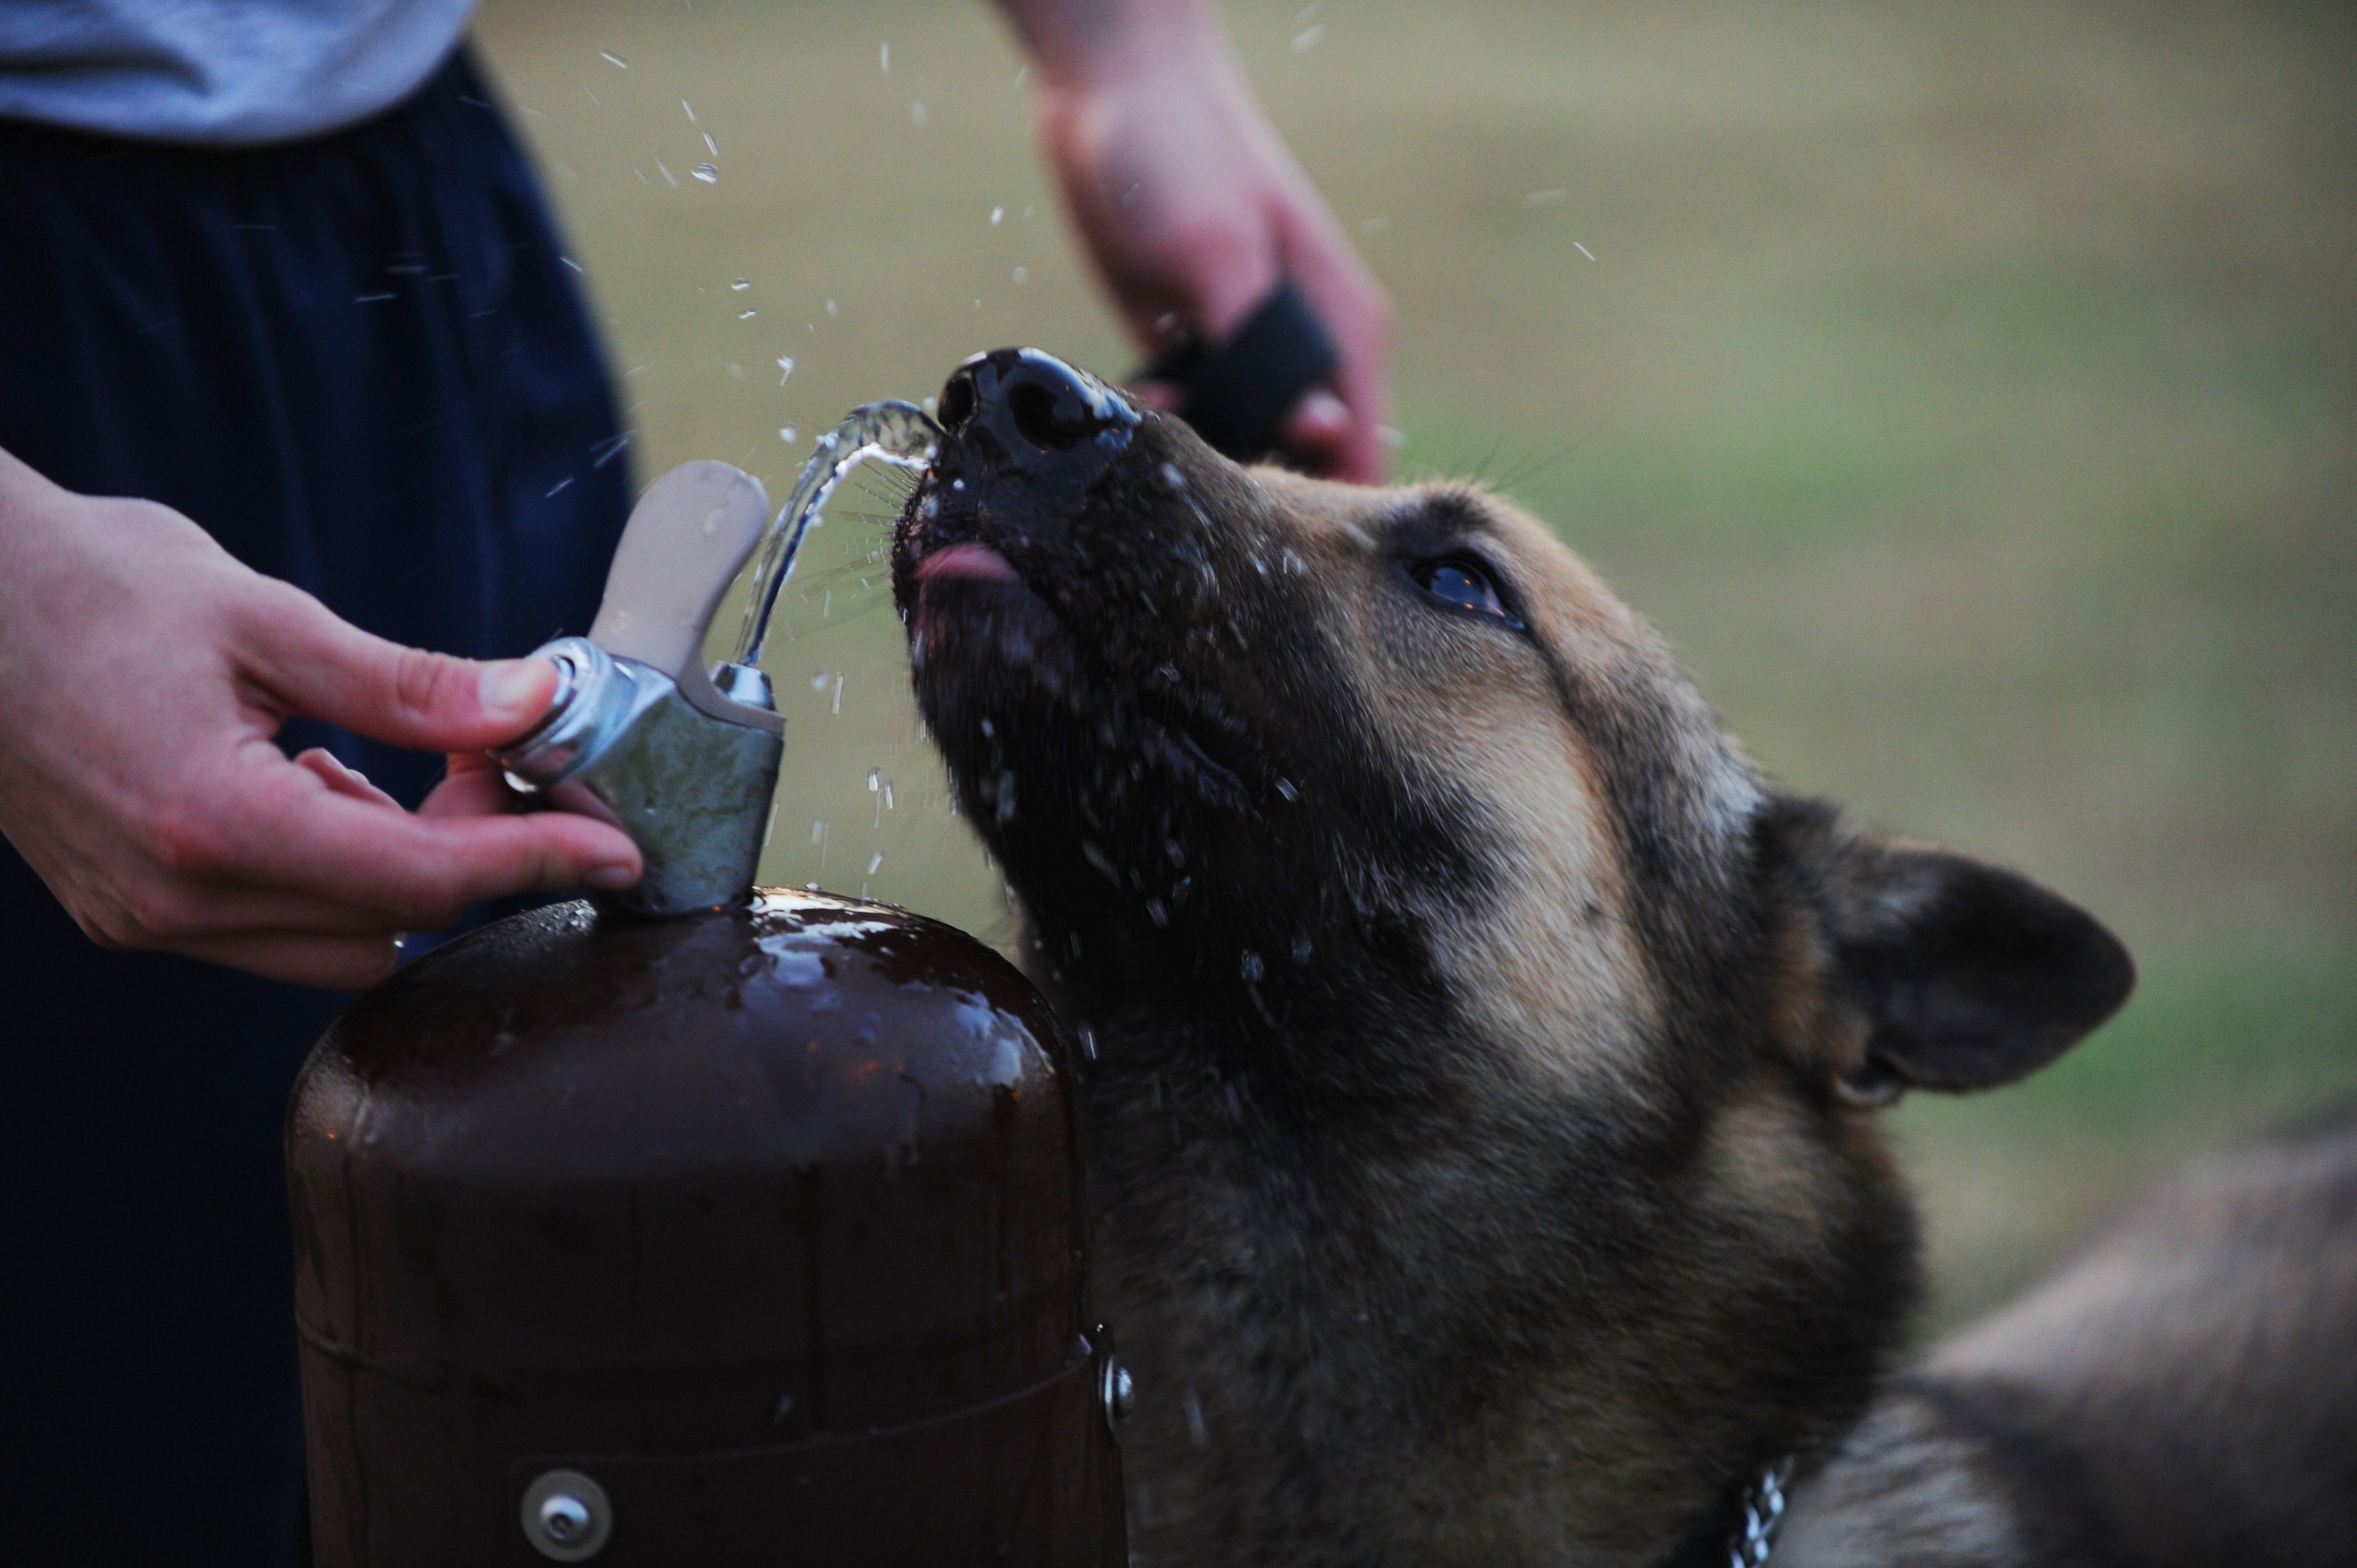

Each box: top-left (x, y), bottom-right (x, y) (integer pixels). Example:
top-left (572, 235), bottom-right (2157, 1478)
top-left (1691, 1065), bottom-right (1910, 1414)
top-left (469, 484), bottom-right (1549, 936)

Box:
top-left (890, 349), bottom-right (2357, 1566)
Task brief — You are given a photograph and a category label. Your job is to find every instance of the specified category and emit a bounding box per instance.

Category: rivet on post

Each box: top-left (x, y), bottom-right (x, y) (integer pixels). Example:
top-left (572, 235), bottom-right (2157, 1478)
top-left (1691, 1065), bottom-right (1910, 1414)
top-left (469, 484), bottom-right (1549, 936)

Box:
top-left (521, 1469), bottom-right (613, 1561)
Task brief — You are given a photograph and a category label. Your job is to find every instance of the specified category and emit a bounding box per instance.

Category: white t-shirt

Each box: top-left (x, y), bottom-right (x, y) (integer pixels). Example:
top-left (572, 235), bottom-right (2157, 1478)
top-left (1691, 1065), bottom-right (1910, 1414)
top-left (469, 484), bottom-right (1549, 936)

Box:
top-left (0, 0), bottom-right (477, 145)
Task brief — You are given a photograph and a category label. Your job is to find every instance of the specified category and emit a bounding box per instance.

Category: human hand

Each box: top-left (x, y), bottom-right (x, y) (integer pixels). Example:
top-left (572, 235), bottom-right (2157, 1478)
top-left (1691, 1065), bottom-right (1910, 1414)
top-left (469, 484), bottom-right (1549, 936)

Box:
top-left (0, 449), bottom-right (641, 989)
top-left (1007, 0), bottom-right (1393, 481)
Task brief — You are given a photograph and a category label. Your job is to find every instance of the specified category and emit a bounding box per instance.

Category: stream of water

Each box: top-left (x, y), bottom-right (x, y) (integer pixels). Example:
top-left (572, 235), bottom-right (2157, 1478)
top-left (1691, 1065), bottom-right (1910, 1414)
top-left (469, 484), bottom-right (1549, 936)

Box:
top-left (732, 399), bottom-right (943, 668)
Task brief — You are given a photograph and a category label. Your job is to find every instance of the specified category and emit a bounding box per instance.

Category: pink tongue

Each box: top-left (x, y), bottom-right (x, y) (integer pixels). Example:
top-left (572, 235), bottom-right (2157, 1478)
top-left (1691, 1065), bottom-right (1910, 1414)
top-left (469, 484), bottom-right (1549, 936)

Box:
top-left (916, 541), bottom-right (1021, 585)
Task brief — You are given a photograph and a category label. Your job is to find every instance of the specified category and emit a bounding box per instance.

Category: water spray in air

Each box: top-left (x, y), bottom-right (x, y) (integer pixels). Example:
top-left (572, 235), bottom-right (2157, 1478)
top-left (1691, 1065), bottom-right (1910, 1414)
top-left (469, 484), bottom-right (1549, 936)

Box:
top-left (732, 401), bottom-right (941, 668)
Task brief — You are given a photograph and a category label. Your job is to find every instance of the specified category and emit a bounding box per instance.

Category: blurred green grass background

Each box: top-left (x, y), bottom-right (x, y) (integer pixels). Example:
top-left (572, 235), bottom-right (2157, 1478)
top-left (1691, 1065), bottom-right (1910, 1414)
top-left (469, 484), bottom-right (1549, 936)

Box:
top-left (474, 0), bottom-right (2355, 1335)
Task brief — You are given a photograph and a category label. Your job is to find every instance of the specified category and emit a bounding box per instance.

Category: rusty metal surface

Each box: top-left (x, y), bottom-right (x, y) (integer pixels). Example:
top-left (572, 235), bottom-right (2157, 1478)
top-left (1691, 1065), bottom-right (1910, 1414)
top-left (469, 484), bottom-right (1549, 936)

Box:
top-left (289, 891), bottom-right (1122, 1566)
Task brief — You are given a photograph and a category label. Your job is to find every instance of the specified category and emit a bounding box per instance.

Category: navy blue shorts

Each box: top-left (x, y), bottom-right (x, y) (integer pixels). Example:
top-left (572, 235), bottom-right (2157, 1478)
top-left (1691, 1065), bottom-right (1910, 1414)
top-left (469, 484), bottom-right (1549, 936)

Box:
top-left (0, 50), bottom-right (629, 1564)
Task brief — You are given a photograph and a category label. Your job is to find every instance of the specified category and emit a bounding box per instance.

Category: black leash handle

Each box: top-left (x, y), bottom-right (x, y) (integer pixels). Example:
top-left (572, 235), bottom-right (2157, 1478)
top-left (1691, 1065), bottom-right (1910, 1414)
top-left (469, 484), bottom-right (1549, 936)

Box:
top-left (1135, 278), bottom-right (1340, 463)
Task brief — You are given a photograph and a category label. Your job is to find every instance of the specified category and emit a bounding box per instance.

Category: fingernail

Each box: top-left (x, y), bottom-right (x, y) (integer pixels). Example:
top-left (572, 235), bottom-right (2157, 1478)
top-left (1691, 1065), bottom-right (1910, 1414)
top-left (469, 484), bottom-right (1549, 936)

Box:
top-left (584, 862), bottom-right (639, 890)
top-left (478, 658), bottom-right (548, 721)
top-left (1297, 389), bottom-right (1350, 432)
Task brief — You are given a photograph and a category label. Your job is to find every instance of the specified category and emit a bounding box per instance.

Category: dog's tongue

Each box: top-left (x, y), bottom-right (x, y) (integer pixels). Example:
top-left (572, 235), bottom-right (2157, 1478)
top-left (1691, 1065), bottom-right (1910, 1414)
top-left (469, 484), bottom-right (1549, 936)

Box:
top-left (916, 541), bottom-right (1021, 585)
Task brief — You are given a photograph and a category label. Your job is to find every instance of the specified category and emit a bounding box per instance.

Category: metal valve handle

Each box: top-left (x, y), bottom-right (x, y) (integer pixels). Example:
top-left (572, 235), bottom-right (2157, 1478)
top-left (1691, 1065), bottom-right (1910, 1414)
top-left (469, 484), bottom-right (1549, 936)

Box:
top-left (494, 461), bottom-right (786, 916)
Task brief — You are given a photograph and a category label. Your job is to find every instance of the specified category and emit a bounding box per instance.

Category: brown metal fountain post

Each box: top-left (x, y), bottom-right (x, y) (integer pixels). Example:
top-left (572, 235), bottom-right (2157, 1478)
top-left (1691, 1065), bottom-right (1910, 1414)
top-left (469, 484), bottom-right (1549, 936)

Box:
top-left (286, 460), bottom-right (1126, 1566)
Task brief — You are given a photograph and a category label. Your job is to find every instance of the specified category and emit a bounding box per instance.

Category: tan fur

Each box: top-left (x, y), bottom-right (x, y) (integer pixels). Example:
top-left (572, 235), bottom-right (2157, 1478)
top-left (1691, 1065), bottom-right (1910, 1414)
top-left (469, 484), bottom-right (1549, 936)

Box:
top-left (1260, 473), bottom-right (1721, 1103)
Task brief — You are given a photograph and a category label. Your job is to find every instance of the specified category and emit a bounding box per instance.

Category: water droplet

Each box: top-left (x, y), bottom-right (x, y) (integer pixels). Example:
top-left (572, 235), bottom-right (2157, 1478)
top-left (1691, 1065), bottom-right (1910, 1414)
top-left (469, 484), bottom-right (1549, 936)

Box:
top-left (693, 163), bottom-right (719, 184)
top-left (990, 205), bottom-right (1004, 226)
top-left (1077, 1025), bottom-right (1098, 1061)
top-left (1292, 933), bottom-right (1314, 964)
top-left (831, 673), bottom-right (844, 713)
top-left (681, 99), bottom-right (696, 121)
top-left (810, 668), bottom-right (829, 691)
top-left (703, 131), bottom-right (719, 157)
top-left (1291, 23), bottom-right (1324, 53)
top-left (779, 425), bottom-right (797, 443)
top-left (879, 42), bottom-right (889, 72)
top-left (867, 768), bottom-right (882, 792)
top-left (910, 101), bottom-right (926, 125)
top-left (810, 818), bottom-right (826, 844)
top-left (922, 394), bottom-right (938, 415)
top-left (883, 783), bottom-right (894, 809)
top-left (1524, 188), bottom-right (1567, 208)
top-left (1274, 777), bottom-right (1299, 802)
top-left (732, 278), bottom-right (750, 292)
top-left (727, 362), bottom-right (744, 378)
top-left (776, 355), bottom-right (795, 384)
top-left (1240, 950), bottom-right (1265, 982)
top-left (1145, 897), bottom-right (1169, 929)
top-left (866, 851), bottom-right (884, 875)
top-left (1573, 241), bottom-right (1597, 262)
top-left (737, 307), bottom-right (756, 319)
top-left (825, 298), bottom-right (838, 316)
top-left (656, 159), bottom-right (678, 188)
top-left (1012, 266), bottom-right (1027, 285)
top-left (600, 49), bottom-right (628, 69)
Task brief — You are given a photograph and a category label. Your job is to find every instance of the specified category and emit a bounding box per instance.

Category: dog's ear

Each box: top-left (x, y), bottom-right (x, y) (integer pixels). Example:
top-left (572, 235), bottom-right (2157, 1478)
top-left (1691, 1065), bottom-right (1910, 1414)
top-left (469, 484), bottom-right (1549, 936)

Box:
top-left (1764, 798), bottom-right (2135, 1103)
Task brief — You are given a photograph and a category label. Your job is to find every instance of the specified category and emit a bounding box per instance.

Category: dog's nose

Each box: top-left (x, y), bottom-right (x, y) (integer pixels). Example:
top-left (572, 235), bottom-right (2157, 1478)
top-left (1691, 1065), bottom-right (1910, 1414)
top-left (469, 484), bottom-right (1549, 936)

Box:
top-left (938, 348), bottom-right (1136, 477)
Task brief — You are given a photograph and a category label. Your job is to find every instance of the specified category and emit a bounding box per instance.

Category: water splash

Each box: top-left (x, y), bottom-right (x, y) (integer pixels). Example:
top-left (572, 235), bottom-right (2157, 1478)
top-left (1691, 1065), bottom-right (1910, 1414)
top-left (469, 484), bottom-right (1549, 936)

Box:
top-left (733, 401), bottom-right (940, 667)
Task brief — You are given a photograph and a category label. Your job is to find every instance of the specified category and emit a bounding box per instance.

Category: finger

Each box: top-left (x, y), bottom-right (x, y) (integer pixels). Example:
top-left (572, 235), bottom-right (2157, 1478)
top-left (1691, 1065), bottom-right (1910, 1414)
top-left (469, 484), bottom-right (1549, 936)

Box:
top-left (170, 928), bottom-right (405, 991)
top-left (1126, 379), bottom-right (1182, 414)
top-left (112, 879), bottom-right (420, 941)
top-left (233, 583), bottom-right (560, 752)
top-left (419, 757), bottom-right (526, 821)
top-left (1273, 204), bottom-right (1393, 483)
top-left (214, 776), bottom-right (642, 925)
top-left (293, 747), bottom-right (406, 812)
top-left (1280, 390), bottom-right (1355, 477)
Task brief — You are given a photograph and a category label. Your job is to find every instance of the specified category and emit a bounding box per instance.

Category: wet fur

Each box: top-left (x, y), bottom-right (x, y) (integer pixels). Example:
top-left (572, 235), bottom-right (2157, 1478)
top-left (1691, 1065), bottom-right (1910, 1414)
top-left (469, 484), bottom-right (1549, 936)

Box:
top-left (893, 375), bottom-right (2350, 1565)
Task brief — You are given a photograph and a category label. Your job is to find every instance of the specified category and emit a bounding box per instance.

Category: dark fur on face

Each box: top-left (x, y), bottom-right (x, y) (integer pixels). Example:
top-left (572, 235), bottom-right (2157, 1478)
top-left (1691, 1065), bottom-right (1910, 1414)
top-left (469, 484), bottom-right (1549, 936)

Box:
top-left (892, 354), bottom-right (2137, 1564)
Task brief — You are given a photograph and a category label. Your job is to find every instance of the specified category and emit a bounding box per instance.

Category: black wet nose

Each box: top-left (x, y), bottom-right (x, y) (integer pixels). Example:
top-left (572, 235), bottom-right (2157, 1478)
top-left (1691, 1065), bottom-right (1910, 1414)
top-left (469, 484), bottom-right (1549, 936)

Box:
top-left (938, 348), bottom-right (1136, 475)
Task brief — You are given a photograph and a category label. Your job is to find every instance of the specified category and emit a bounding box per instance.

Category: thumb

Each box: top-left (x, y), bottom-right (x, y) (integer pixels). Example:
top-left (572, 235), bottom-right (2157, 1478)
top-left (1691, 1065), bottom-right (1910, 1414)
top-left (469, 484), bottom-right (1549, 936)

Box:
top-left (239, 584), bottom-right (560, 752)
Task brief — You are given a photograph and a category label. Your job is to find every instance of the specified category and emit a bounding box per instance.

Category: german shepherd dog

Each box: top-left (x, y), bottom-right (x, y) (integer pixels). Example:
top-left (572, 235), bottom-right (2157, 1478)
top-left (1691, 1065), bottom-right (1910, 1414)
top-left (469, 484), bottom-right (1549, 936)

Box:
top-left (891, 349), bottom-right (2357, 1566)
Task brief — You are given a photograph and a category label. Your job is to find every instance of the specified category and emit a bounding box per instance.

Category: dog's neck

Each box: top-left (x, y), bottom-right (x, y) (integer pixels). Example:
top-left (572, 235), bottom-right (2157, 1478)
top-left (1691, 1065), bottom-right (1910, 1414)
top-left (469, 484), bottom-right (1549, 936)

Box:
top-left (1023, 906), bottom-right (1893, 1562)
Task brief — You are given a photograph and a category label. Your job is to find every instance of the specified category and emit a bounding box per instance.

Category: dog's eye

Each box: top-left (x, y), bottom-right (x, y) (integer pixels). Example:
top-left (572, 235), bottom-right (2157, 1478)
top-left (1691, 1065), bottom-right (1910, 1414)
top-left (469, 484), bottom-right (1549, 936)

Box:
top-left (1408, 555), bottom-right (1521, 628)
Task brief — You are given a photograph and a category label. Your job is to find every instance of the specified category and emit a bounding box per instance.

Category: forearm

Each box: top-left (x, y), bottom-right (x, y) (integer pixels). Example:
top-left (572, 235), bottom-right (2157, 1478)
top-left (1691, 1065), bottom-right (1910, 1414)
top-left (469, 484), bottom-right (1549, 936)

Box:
top-left (990, 0), bottom-right (1232, 90)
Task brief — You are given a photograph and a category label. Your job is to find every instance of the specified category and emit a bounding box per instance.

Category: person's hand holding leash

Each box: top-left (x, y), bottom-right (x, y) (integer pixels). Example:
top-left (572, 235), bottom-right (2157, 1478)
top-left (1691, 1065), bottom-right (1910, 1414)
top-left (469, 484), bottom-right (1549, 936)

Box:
top-left (0, 447), bottom-right (642, 991)
top-left (1002, 0), bottom-right (1394, 481)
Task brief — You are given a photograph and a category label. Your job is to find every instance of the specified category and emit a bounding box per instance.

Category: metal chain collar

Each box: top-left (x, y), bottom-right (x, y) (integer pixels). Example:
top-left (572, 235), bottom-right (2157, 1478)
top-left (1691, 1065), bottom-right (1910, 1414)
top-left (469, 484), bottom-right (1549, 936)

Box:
top-left (1727, 1457), bottom-right (1793, 1568)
